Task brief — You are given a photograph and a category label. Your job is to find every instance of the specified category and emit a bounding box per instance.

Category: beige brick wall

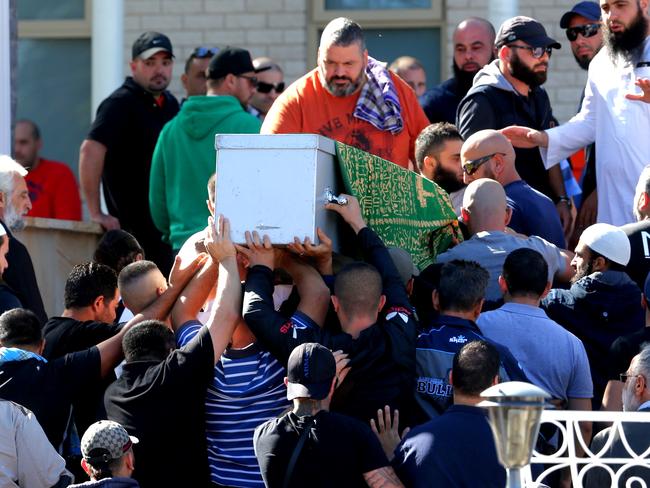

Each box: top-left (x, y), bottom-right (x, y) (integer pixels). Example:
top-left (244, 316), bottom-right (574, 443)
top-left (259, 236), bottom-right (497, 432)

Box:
top-left (123, 0), bottom-right (309, 100)
top-left (447, 0), bottom-right (591, 123)
top-left (124, 0), bottom-right (589, 123)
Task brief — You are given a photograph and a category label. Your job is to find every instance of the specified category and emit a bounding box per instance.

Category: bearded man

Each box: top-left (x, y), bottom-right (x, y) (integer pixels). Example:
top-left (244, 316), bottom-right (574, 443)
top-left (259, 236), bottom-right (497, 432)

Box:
top-left (503, 0), bottom-right (650, 227)
top-left (261, 17), bottom-right (429, 169)
top-left (456, 16), bottom-right (572, 239)
top-left (542, 223), bottom-right (645, 409)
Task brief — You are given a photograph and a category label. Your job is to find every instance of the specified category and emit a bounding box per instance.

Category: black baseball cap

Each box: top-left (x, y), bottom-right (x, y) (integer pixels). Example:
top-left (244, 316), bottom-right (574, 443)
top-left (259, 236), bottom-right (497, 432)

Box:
top-left (207, 47), bottom-right (271, 80)
top-left (496, 16), bottom-right (562, 49)
top-left (560, 1), bottom-right (601, 28)
top-left (132, 31), bottom-right (174, 60)
top-left (286, 343), bottom-right (336, 401)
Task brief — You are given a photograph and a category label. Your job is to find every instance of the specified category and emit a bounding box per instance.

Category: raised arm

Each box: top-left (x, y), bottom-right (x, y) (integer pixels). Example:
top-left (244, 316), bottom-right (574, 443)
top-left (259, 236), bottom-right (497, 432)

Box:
top-left (95, 253), bottom-right (205, 377)
top-left (170, 256), bottom-right (218, 331)
top-left (79, 139), bottom-right (119, 230)
top-left (203, 215), bottom-right (242, 363)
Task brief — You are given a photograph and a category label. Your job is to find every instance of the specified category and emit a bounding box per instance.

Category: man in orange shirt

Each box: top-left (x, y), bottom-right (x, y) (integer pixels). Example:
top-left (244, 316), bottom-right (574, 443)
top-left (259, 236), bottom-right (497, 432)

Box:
top-left (13, 119), bottom-right (82, 221)
top-left (261, 17), bottom-right (429, 169)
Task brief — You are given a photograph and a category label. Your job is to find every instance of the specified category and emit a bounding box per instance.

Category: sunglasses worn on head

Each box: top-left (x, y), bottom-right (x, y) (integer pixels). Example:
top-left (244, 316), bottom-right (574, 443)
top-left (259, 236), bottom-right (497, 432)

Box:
top-left (256, 81), bottom-right (285, 94)
top-left (462, 152), bottom-right (506, 175)
top-left (508, 44), bottom-right (553, 59)
top-left (566, 23), bottom-right (601, 42)
top-left (192, 47), bottom-right (218, 58)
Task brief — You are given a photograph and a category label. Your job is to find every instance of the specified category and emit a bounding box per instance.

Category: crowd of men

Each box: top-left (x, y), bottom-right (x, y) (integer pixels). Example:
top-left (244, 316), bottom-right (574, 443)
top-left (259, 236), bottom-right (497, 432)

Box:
top-left (3, 1), bottom-right (650, 486)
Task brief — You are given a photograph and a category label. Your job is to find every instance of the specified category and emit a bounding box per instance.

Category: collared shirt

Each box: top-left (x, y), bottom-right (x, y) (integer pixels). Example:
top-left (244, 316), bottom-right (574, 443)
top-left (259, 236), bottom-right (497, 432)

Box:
top-left (542, 37), bottom-right (650, 225)
top-left (478, 302), bottom-right (593, 401)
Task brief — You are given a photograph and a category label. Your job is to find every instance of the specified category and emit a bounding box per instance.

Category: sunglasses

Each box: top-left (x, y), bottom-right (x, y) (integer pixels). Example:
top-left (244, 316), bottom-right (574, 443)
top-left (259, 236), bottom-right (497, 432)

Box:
top-left (508, 44), bottom-right (553, 59)
top-left (566, 23), bottom-right (601, 42)
top-left (237, 75), bottom-right (258, 86)
top-left (256, 81), bottom-right (285, 94)
top-left (619, 373), bottom-right (640, 383)
top-left (192, 47), bottom-right (218, 58)
top-left (462, 152), bottom-right (505, 175)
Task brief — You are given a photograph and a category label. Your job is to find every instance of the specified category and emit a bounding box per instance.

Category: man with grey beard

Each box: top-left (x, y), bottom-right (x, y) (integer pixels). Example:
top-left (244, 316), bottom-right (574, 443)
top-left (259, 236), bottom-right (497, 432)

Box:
top-left (261, 17), bottom-right (429, 169)
top-left (503, 0), bottom-right (650, 227)
top-left (0, 155), bottom-right (46, 323)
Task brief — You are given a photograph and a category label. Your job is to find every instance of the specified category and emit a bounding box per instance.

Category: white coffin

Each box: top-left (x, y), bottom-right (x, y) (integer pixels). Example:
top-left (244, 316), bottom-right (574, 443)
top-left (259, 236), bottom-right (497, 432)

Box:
top-left (215, 134), bottom-right (341, 249)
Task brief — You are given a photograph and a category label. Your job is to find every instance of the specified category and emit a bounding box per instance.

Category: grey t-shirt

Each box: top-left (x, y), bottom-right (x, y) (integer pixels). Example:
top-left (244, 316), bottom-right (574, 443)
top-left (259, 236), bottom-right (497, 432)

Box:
top-left (435, 231), bottom-right (565, 301)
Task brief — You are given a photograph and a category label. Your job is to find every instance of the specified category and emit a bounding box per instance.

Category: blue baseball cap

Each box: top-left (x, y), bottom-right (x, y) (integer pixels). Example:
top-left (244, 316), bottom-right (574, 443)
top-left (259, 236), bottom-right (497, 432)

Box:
top-left (560, 2), bottom-right (601, 29)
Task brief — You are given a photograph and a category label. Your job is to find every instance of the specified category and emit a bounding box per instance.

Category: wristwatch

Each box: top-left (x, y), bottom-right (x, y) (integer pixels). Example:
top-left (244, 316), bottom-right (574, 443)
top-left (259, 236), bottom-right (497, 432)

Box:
top-left (554, 195), bottom-right (572, 208)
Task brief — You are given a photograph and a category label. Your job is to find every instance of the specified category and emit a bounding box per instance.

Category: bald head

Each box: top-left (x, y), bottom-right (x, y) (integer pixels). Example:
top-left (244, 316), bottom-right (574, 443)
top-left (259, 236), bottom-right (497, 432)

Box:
top-left (462, 178), bottom-right (510, 234)
top-left (453, 17), bottom-right (496, 75)
top-left (461, 130), bottom-right (517, 185)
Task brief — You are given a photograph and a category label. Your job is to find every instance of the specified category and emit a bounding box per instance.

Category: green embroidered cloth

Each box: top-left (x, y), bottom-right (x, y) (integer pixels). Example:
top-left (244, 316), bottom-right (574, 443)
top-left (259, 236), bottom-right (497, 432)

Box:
top-left (335, 141), bottom-right (462, 270)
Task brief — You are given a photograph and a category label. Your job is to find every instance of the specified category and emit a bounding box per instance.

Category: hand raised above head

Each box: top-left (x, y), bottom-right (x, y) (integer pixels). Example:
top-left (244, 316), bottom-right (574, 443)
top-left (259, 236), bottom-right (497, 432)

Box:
top-left (287, 228), bottom-right (333, 274)
top-left (168, 252), bottom-right (208, 288)
top-left (235, 230), bottom-right (275, 270)
top-left (204, 214), bottom-right (236, 263)
top-left (500, 126), bottom-right (548, 149)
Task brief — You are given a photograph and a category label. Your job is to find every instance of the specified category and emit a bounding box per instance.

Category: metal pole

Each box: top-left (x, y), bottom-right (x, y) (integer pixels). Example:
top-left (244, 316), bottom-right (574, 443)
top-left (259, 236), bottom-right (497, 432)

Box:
top-left (488, 0), bottom-right (519, 30)
top-left (0, 0), bottom-right (13, 155)
top-left (506, 467), bottom-right (522, 488)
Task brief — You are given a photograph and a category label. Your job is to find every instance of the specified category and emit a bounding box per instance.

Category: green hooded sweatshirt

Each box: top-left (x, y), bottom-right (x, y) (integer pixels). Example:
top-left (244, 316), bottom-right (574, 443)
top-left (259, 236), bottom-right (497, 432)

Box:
top-left (149, 95), bottom-right (261, 249)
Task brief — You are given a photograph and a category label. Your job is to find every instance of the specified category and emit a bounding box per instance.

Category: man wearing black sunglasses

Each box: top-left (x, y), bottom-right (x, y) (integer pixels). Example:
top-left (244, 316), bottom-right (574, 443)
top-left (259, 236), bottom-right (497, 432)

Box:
top-left (249, 57), bottom-right (285, 121)
top-left (181, 46), bottom-right (219, 101)
top-left (457, 16), bottom-right (572, 237)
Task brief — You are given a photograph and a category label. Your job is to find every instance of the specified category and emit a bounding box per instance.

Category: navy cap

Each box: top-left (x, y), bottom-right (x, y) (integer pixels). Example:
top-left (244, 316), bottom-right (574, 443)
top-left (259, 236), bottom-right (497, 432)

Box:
top-left (286, 343), bottom-right (336, 401)
top-left (496, 16), bottom-right (561, 50)
top-left (560, 2), bottom-right (601, 29)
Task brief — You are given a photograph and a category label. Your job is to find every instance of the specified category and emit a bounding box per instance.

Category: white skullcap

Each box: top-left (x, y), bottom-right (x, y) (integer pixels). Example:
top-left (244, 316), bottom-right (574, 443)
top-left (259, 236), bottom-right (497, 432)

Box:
top-left (580, 223), bottom-right (630, 266)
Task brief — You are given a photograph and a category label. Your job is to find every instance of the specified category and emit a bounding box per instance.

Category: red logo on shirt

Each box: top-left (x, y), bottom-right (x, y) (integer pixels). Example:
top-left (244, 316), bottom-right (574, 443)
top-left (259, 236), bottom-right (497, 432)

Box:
top-left (279, 322), bottom-right (292, 334)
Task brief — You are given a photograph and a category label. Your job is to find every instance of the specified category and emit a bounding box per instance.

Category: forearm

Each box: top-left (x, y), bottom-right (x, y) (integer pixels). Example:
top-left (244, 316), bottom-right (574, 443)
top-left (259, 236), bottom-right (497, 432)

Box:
top-left (207, 256), bottom-right (241, 362)
top-left (363, 467), bottom-right (404, 488)
top-left (280, 255), bottom-right (330, 327)
top-left (548, 165), bottom-right (567, 199)
top-left (171, 259), bottom-right (218, 330)
top-left (79, 139), bottom-right (106, 217)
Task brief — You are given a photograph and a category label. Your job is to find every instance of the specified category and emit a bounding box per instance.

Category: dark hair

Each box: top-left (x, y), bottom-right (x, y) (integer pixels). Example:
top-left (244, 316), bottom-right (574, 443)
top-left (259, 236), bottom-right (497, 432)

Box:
top-left (0, 309), bottom-right (43, 347)
top-left (123, 320), bottom-right (176, 362)
top-left (452, 340), bottom-right (500, 396)
top-left (93, 230), bottom-right (144, 274)
top-left (320, 17), bottom-right (366, 50)
top-left (64, 262), bottom-right (117, 309)
top-left (587, 248), bottom-right (627, 272)
top-left (118, 260), bottom-right (159, 291)
top-left (414, 123), bottom-right (462, 172)
top-left (437, 260), bottom-right (488, 312)
top-left (84, 453), bottom-right (125, 480)
top-left (16, 119), bottom-right (41, 140)
top-left (184, 47), bottom-right (216, 74)
top-left (503, 248), bottom-right (548, 298)
top-left (334, 262), bottom-right (382, 318)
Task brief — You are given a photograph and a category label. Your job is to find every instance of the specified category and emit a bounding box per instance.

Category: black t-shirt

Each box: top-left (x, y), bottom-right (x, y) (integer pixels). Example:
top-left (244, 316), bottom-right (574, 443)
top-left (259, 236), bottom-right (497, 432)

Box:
top-left (104, 322), bottom-right (214, 488)
top-left (622, 220), bottom-right (650, 290)
top-left (254, 410), bottom-right (389, 488)
top-left (43, 316), bottom-right (122, 434)
top-left (0, 348), bottom-right (101, 449)
top-left (87, 77), bottom-right (178, 271)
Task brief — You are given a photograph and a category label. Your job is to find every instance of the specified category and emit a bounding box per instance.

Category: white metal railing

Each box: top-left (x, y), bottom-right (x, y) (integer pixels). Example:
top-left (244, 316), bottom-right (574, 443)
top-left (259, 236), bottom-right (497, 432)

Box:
top-left (522, 410), bottom-right (650, 487)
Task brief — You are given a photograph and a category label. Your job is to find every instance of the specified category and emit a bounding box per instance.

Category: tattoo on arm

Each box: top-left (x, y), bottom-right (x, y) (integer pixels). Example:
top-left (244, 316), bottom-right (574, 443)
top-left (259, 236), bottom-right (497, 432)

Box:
top-left (363, 467), bottom-right (404, 488)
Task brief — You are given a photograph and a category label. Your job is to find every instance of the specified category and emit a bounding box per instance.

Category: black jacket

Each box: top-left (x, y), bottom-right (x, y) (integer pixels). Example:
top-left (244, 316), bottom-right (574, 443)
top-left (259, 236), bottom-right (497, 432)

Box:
top-left (457, 60), bottom-right (557, 198)
top-left (421, 77), bottom-right (465, 124)
top-left (243, 227), bottom-right (417, 425)
top-left (542, 270), bottom-right (644, 408)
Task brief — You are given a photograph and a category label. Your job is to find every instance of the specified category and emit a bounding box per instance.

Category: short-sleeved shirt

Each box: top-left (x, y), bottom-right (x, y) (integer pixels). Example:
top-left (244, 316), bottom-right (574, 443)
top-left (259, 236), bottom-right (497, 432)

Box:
top-left (435, 231), bottom-right (565, 301)
top-left (254, 410), bottom-right (389, 488)
top-left (478, 302), bottom-right (593, 401)
top-left (104, 322), bottom-right (214, 487)
top-left (0, 348), bottom-right (101, 449)
top-left (261, 67), bottom-right (429, 168)
top-left (43, 317), bottom-right (121, 359)
top-left (505, 180), bottom-right (566, 248)
top-left (392, 405), bottom-right (505, 488)
top-left (621, 219), bottom-right (650, 290)
top-left (177, 323), bottom-right (288, 488)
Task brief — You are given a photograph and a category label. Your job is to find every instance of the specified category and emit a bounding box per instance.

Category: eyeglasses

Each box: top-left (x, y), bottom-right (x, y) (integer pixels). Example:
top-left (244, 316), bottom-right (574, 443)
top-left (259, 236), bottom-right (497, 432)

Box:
top-left (620, 373), bottom-right (640, 383)
top-left (237, 75), bottom-right (258, 86)
top-left (508, 45), bottom-right (553, 59)
top-left (256, 81), bottom-right (285, 94)
top-left (192, 47), bottom-right (218, 58)
top-left (566, 23), bottom-right (601, 42)
top-left (462, 152), bottom-right (505, 175)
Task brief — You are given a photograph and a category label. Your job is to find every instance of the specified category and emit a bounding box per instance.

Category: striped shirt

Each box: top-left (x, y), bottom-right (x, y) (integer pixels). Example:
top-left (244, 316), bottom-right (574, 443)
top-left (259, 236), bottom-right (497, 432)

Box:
top-left (177, 323), bottom-right (288, 487)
